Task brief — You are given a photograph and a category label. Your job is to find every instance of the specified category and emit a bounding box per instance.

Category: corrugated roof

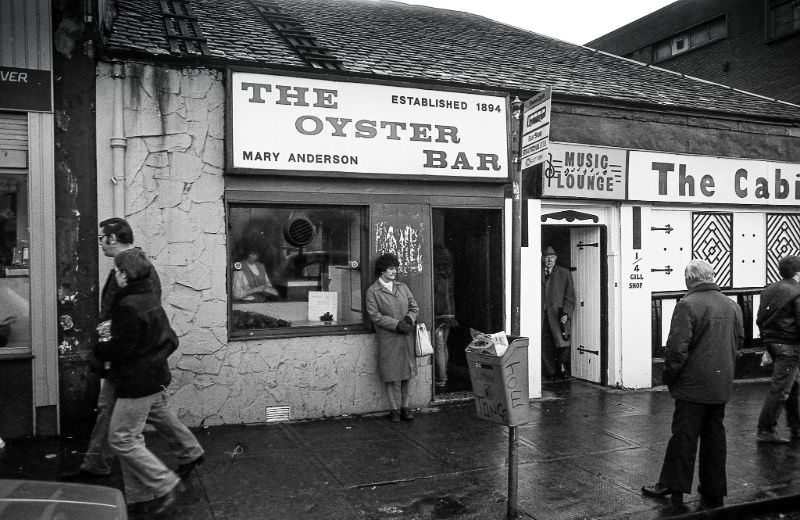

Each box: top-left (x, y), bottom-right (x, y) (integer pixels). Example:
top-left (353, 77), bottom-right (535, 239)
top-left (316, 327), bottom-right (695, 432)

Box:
top-left (102, 0), bottom-right (800, 122)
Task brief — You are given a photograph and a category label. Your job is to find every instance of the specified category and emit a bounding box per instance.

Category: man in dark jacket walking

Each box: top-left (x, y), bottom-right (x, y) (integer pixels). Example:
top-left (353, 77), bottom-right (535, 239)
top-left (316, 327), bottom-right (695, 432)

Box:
top-left (63, 218), bottom-right (162, 481)
top-left (64, 217), bottom-right (162, 481)
top-left (95, 249), bottom-right (203, 517)
top-left (756, 255), bottom-right (800, 443)
top-left (642, 259), bottom-right (743, 508)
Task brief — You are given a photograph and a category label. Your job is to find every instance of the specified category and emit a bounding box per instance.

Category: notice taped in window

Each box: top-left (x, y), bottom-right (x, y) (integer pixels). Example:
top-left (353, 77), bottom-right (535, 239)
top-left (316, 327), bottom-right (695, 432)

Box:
top-left (308, 291), bottom-right (338, 322)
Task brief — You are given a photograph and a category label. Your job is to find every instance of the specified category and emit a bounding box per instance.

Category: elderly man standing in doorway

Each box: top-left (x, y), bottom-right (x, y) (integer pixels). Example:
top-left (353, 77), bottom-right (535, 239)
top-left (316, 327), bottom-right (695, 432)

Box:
top-left (541, 245), bottom-right (575, 380)
top-left (642, 259), bottom-right (743, 508)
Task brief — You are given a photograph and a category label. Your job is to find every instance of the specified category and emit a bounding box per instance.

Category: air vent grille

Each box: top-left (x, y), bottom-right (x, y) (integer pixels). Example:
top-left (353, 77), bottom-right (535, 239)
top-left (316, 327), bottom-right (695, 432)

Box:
top-left (284, 217), bottom-right (316, 247)
top-left (265, 405), bottom-right (291, 423)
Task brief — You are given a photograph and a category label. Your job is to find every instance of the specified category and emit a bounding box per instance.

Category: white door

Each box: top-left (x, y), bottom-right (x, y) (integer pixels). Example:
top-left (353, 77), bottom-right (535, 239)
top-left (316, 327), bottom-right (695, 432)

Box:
top-left (569, 227), bottom-right (602, 383)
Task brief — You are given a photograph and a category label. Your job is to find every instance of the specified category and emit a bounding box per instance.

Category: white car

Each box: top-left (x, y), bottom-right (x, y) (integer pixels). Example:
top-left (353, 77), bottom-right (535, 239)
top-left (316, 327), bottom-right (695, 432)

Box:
top-left (0, 479), bottom-right (127, 519)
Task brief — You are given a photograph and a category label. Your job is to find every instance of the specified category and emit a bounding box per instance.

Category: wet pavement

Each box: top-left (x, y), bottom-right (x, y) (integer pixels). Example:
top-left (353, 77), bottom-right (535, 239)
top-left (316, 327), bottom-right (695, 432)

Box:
top-left (3, 378), bottom-right (800, 519)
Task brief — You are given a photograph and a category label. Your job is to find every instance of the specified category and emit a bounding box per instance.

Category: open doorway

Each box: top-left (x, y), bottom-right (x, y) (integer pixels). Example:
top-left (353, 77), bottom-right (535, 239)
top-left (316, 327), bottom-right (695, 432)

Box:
top-left (541, 224), bottom-right (607, 384)
top-left (432, 208), bottom-right (503, 399)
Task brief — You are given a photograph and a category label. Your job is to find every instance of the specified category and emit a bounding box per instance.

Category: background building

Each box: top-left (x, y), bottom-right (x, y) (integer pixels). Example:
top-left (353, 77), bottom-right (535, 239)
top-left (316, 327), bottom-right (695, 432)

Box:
top-left (587, 0), bottom-right (800, 104)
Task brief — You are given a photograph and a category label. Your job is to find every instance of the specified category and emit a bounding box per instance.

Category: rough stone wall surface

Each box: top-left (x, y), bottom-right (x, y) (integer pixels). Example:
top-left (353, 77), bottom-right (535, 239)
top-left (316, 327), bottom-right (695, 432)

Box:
top-left (101, 62), bottom-right (429, 426)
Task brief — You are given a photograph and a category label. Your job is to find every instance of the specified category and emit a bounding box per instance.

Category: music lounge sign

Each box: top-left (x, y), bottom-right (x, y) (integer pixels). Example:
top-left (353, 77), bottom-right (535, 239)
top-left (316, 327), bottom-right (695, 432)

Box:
top-left (228, 70), bottom-right (509, 179)
top-left (629, 151), bottom-right (800, 206)
top-left (0, 66), bottom-right (52, 112)
top-left (542, 143), bottom-right (627, 200)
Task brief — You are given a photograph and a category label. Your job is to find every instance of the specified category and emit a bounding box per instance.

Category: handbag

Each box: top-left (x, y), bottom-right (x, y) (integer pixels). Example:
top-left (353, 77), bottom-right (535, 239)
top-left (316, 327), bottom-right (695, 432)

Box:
top-left (415, 322), bottom-right (434, 357)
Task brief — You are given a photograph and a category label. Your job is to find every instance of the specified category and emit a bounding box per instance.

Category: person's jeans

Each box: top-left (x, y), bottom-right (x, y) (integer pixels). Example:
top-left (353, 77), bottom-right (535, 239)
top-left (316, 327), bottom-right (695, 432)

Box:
top-left (757, 343), bottom-right (800, 434)
top-left (80, 379), bottom-right (115, 475)
top-left (659, 399), bottom-right (727, 498)
top-left (109, 390), bottom-right (204, 504)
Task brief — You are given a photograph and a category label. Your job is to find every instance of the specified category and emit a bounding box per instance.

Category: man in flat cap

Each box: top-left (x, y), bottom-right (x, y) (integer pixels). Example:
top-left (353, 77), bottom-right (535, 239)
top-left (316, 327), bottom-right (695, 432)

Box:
top-left (542, 245), bottom-right (575, 380)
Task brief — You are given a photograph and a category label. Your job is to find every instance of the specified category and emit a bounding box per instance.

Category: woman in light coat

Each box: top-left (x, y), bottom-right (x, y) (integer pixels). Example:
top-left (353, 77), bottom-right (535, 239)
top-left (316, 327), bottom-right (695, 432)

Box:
top-left (366, 253), bottom-right (419, 422)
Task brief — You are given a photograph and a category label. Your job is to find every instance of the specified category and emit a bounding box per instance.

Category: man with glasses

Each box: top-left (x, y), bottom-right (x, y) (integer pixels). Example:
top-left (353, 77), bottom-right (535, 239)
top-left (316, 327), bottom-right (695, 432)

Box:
top-left (63, 217), bottom-right (161, 481)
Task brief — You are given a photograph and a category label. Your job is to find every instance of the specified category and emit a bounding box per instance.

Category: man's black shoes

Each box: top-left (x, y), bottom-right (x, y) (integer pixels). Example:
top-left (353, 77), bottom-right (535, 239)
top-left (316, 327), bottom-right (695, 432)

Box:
top-left (641, 483), bottom-right (683, 504)
top-left (176, 454), bottom-right (205, 480)
top-left (128, 486), bottom-right (176, 519)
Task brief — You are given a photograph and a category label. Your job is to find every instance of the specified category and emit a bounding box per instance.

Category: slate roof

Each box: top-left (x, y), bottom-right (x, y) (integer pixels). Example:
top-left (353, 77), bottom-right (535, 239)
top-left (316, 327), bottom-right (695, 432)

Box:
top-left (103, 0), bottom-right (800, 122)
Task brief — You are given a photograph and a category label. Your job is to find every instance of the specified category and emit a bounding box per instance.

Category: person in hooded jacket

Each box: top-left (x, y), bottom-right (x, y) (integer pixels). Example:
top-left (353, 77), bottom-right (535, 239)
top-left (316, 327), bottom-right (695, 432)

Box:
top-left (62, 218), bottom-right (162, 483)
top-left (642, 259), bottom-right (743, 509)
top-left (366, 253), bottom-right (419, 422)
top-left (756, 255), bottom-right (800, 443)
top-left (94, 249), bottom-right (204, 517)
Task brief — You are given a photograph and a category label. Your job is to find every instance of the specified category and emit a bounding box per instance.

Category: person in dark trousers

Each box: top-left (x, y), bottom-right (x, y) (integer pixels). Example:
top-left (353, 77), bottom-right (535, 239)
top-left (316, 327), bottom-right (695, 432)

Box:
top-left (541, 245), bottom-right (575, 379)
top-left (95, 249), bottom-right (204, 517)
top-left (756, 255), bottom-right (800, 443)
top-left (62, 217), bottom-right (162, 482)
top-left (642, 260), bottom-right (743, 508)
top-left (366, 253), bottom-right (420, 422)
top-left (433, 245), bottom-right (457, 388)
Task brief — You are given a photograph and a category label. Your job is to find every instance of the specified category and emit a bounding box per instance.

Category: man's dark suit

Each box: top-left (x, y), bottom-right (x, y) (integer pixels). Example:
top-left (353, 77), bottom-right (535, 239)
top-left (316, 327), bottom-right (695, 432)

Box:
top-left (542, 264), bottom-right (575, 378)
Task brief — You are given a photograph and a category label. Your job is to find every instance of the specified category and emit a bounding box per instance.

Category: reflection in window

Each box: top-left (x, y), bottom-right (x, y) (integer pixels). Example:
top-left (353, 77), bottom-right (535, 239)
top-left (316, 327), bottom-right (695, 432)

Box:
top-left (770, 0), bottom-right (800, 39)
top-left (228, 204), bottom-right (366, 336)
top-left (0, 173), bottom-right (30, 349)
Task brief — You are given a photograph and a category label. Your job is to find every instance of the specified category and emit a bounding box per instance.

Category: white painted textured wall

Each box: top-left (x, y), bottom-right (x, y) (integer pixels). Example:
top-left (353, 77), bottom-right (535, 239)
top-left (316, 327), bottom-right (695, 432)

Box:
top-left (97, 62), bottom-right (430, 426)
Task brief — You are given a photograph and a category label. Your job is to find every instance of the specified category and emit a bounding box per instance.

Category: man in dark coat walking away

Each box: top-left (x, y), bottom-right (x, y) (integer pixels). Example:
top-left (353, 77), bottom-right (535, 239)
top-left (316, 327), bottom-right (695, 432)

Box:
top-left (94, 249), bottom-right (204, 518)
top-left (642, 259), bottom-right (743, 508)
top-left (756, 255), bottom-right (800, 443)
top-left (541, 246), bottom-right (575, 379)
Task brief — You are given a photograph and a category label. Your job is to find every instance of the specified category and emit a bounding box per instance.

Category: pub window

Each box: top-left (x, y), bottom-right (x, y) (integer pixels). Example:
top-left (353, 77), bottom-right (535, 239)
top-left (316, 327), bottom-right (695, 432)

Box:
top-left (0, 173), bottom-right (31, 353)
top-left (768, 0), bottom-right (800, 39)
top-left (227, 203), bottom-right (366, 338)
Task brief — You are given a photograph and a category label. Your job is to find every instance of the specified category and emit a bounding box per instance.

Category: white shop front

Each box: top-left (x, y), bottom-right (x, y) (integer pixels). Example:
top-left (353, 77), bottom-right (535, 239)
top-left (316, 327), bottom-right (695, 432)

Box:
top-left (524, 143), bottom-right (800, 391)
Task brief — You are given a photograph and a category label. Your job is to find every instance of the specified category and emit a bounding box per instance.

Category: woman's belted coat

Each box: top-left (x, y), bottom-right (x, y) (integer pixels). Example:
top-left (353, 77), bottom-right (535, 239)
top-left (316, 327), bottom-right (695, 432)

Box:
top-left (366, 279), bottom-right (419, 382)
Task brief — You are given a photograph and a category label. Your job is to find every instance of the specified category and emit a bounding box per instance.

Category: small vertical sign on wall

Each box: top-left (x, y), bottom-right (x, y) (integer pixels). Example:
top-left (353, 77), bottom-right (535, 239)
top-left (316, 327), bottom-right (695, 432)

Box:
top-left (520, 87), bottom-right (551, 170)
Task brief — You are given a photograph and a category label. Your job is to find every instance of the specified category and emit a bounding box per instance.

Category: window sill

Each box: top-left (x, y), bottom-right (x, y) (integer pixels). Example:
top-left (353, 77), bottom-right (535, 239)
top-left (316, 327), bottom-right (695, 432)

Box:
top-left (229, 324), bottom-right (372, 341)
top-left (0, 346), bottom-right (34, 360)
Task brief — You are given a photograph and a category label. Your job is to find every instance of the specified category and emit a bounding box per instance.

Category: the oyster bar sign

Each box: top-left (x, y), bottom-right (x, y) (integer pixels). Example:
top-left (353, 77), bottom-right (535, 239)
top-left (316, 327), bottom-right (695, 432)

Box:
top-left (228, 70), bottom-right (509, 179)
top-left (629, 151), bottom-right (800, 205)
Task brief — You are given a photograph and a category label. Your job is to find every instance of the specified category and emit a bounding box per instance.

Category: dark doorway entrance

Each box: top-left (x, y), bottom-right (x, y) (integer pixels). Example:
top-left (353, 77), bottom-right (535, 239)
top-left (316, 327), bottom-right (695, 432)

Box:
top-left (432, 208), bottom-right (503, 398)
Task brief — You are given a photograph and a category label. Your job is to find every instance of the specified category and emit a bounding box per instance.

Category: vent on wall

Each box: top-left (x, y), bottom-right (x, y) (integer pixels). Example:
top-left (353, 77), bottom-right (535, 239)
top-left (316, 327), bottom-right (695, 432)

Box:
top-left (159, 0), bottom-right (211, 56)
top-left (250, 0), bottom-right (345, 70)
top-left (265, 405), bottom-right (291, 423)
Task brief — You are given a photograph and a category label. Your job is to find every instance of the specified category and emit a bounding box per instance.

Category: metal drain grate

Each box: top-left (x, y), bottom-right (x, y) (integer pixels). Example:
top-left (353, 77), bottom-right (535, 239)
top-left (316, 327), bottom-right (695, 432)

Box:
top-left (265, 405), bottom-right (291, 423)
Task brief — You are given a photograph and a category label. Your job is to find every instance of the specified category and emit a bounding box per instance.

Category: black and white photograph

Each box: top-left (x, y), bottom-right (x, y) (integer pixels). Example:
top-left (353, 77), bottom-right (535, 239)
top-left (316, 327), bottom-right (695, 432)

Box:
top-left (1, 0), bottom-right (799, 518)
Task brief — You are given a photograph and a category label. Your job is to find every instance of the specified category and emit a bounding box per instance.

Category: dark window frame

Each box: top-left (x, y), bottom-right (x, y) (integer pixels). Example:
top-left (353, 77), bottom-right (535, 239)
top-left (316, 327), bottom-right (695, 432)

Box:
top-left (650, 14), bottom-right (728, 64)
top-left (766, 0), bottom-right (800, 41)
top-left (225, 199), bottom-right (371, 340)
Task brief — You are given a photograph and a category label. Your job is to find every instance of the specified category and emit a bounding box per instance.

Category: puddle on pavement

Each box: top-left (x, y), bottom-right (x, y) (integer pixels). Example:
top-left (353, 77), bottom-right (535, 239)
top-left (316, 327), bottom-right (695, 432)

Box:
top-left (412, 495), bottom-right (467, 518)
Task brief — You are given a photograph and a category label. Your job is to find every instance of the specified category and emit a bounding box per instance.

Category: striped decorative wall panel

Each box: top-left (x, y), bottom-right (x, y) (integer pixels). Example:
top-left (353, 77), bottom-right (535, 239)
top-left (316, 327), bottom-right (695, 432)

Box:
top-left (692, 212), bottom-right (733, 288)
top-left (766, 214), bottom-right (800, 284)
